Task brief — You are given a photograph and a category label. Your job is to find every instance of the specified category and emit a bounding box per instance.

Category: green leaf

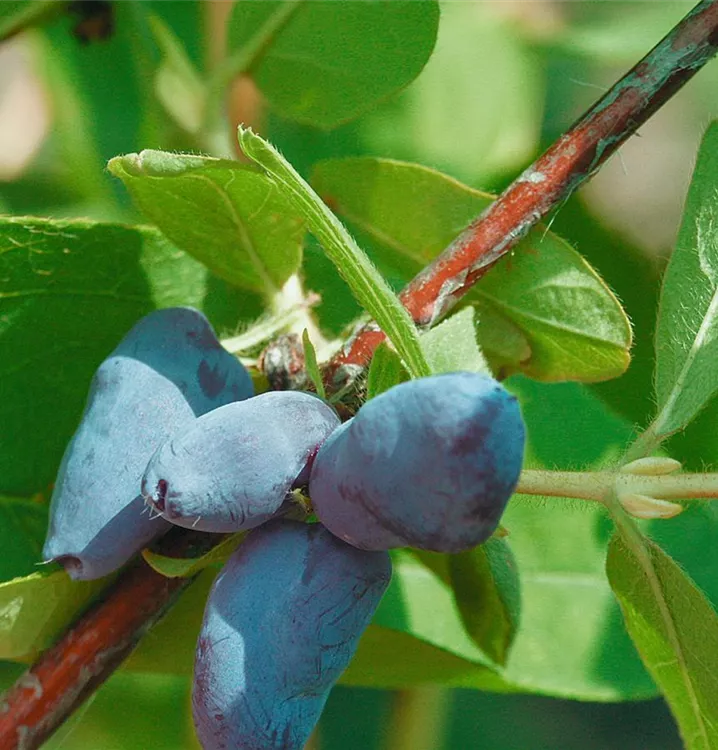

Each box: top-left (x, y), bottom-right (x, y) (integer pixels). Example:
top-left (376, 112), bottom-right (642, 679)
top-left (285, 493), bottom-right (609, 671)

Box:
top-left (125, 568), bottom-right (217, 675)
top-left (226, 0), bottom-right (439, 129)
top-left (473, 303), bottom-right (532, 379)
top-left (365, 342), bottom-right (409, 400)
top-left (301, 329), bottom-right (326, 399)
top-left (448, 537), bottom-right (521, 667)
top-left (607, 533), bottom-right (718, 749)
top-left (238, 128), bottom-right (430, 379)
top-left (0, 216), bottom-right (255, 496)
top-left (357, 1), bottom-right (541, 186)
top-left (638, 502), bottom-right (718, 718)
top-left (341, 627), bottom-right (507, 690)
top-left (344, 550), bottom-right (509, 690)
top-left (653, 121), bottom-right (718, 441)
top-left (476, 241), bottom-right (630, 384)
top-left (0, 497), bottom-right (48, 582)
top-left (142, 533), bottom-right (246, 579)
top-left (500, 495), bottom-right (653, 700)
top-left (108, 150), bottom-right (305, 295)
top-left (148, 13), bottom-right (206, 134)
top-left (550, 198), bottom-right (662, 428)
top-left (420, 307), bottom-right (489, 375)
top-left (497, 377), bottom-right (654, 701)
top-left (311, 157), bottom-right (631, 383)
top-left (408, 542), bottom-right (520, 668)
top-left (0, 0), bottom-right (63, 42)
top-left (372, 551), bottom-right (494, 667)
top-left (0, 569), bottom-right (109, 660)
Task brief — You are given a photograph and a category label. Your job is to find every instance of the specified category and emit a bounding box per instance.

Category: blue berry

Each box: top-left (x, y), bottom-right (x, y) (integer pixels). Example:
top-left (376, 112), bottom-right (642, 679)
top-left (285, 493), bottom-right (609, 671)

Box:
top-left (142, 391), bottom-right (340, 532)
top-left (43, 308), bottom-right (253, 580)
top-left (309, 372), bottom-right (525, 552)
top-left (192, 520), bottom-right (391, 750)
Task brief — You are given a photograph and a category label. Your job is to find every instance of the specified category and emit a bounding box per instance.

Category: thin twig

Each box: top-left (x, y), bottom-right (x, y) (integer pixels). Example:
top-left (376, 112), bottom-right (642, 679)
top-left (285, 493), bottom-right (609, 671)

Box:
top-left (327, 0), bottom-right (718, 380)
top-left (514, 469), bottom-right (718, 503)
top-left (0, 561), bottom-right (191, 750)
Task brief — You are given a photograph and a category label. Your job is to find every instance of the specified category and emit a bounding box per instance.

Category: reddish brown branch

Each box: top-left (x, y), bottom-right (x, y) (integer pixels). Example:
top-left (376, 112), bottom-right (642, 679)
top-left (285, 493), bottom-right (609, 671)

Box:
top-left (0, 561), bottom-right (191, 750)
top-left (2, 2), bottom-right (718, 748)
top-left (329, 0), bottom-right (718, 376)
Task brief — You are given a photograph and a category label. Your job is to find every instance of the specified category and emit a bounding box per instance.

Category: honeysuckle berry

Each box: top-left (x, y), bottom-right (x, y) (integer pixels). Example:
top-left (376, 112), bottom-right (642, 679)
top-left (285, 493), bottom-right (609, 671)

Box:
top-left (192, 520), bottom-right (391, 750)
top-left (309, 372), bottom-right (526, 553)
top-left (142, 391), bottom-right (340, 533)
top-left (43, 307), bottom-right (253, 580)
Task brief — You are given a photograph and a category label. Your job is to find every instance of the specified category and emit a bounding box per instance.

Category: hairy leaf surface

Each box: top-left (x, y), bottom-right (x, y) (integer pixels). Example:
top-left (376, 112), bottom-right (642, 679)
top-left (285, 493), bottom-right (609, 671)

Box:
top-left (239, 128), bottom-right (430, 379)
top-left (608, 533), bottom-right (718, 749)
top-left (654, 122), bottom-right (718, 439)
top-left (0, 217), bottom-right (251, 495)
top-left (312, 157), bottom-right (631, 383)
top-left (109, 150), bottom-right (305, 295)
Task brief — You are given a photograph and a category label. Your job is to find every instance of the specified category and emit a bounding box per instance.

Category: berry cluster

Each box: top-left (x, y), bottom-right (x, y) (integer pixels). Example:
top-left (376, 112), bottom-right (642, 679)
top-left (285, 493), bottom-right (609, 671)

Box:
top-left (42, 307), bottom-right (526, 749)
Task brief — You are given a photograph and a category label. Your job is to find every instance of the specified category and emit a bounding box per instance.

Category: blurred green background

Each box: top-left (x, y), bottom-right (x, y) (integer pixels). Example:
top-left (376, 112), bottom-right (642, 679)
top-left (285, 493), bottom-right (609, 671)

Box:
top-left (1, 1), bottom-right (716, 747)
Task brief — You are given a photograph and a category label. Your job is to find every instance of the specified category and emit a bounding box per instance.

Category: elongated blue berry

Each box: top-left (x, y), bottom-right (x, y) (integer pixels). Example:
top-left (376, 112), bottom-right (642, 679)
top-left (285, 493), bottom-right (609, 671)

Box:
top-left (43, 307), bottom-right (253, 580)
top-left (192, 520), bottom-right (391, 750)
top-left (309, 372), bottom-right (525, 552)
top-left (142, 391), bottom-right (340, 532)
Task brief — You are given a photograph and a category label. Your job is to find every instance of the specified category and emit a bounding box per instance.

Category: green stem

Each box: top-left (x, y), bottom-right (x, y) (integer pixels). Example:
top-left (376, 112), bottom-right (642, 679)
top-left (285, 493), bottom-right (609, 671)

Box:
top-left (0, 0), bottom-right (66, 42)
top-left (623, 423), bottom-right (662, 464)
top-left (515, 468), bottom-right (718, 503)
top-left (208, 0), bottom-right (304, 97)
top-left (221, 274), bottom-right (330, 357)
top-left (201, 1), bottom-right (305, 154)
top-left (383, 687), bottom-right (449, 750)
top-left (238, 127), bottom-right (432, 380)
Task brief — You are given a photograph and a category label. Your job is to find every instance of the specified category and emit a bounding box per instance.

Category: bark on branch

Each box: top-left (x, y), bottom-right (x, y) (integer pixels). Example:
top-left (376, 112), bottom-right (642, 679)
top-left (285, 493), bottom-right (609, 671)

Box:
top-left (327, 0), bottom-right (718, 377)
